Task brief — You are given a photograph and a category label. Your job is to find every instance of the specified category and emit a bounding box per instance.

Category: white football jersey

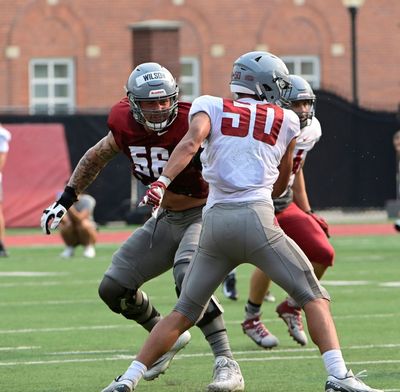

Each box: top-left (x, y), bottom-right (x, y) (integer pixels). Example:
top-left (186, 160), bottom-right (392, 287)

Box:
top-left (286, 116), bottom-right (321, 190)
top-left (0, 124), bottom-right (11, 153)
top-left (189, 95), bottom-right (300, 210)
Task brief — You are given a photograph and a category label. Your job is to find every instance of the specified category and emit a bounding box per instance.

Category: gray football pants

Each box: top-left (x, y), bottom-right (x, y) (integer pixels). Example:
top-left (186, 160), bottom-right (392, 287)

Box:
top-left (104, 206), bottom-right (204, 292)
top-left (175, 201), bottom-right (330, 323)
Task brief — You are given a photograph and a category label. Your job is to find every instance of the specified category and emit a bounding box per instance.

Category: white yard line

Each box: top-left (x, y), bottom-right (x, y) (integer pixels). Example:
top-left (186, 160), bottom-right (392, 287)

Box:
top-left (0, 313), bottom-right (399, 334)
top-left (0, 346), bottom-right (40, 351)
top-left (0, 272), bottom-right (67, 277)
top-left (1, 278), bottom-right (400, 288)
top-left (0, 279), bottom-right (100, 288)
top-left (1, 353), bottom-right (399, 367)
top-left (0, 299), bottom-right (99, 306)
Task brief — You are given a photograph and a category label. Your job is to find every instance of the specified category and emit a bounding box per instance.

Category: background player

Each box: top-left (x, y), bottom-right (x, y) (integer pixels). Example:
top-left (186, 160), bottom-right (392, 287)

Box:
top-left (58, 191), bottom-right (97, 258)
top-left (241, 75), bottom-right (335, 349)
top-left (0, 124), bottom-right (11, 257)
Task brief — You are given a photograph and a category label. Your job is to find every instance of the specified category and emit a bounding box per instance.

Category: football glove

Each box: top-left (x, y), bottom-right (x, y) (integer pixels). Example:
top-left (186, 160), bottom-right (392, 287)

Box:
top-left (307, 210), bottom-right (330, 238)
top-left (41, 186), bottom-right (78, 235)
top-left (139, 175), bottom-right (171, 208)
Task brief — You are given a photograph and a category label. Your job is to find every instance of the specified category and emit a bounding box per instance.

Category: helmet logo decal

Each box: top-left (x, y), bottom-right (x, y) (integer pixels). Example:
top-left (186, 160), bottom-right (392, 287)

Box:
top-left (136, 72), bottom-right (170, 86)
top-left (232, 71), bottom-right (241, 80)
top-left (148, 89), bottom-right (167, 97)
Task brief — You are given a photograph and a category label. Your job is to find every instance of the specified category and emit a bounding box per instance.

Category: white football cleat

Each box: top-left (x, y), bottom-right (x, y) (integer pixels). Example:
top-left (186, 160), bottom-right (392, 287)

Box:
top-left (241, 316), bottom-right (279, 349)
top-left (143, 330), bottom-right (191, 381)
top-left (325, 369), bottom-right (383, 392)
top-left (276, 300), bottom-right (308, 346)
top-left (207, 356), bottom-right (245, 392)
top-left (101, 375), bottom-right (134, 392)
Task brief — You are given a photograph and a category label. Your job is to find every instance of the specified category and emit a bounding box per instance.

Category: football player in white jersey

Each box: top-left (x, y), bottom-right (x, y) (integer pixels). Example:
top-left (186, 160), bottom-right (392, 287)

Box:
top-left (101, 52), bottom-right (383, 392)
top-left (241, 75), bottom-right (335, 349)
top-left (0, 124), bottom-right (11, 257)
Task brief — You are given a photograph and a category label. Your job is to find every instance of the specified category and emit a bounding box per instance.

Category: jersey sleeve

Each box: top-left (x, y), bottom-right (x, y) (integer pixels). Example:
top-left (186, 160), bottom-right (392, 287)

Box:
top-left (107, 98), bottom-right (132, 150)
top-left (296, 116), bottom-right (322, 152)
top-left (189, 95), bottom-right (220, 123)
top-left (284, 109), bottom-right (301, 146)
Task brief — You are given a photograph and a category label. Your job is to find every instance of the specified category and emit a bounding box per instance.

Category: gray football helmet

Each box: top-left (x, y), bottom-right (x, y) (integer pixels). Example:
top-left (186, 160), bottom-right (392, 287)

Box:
top-left (286, 75), bottom-right (316, 128)
top-left (230, 51), bottom-right (291, 105)
top-left (126, 62), bottom-right (179, 134)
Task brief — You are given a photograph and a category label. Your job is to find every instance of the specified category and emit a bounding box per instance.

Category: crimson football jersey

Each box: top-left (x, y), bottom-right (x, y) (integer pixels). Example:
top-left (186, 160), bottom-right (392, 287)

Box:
top-left (107, 98), bottom-right (208, 199)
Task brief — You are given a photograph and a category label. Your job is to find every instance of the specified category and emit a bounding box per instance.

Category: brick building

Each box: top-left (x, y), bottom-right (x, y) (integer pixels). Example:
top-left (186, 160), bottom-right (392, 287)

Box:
top-left (0, 0), bottom-right (399, 113)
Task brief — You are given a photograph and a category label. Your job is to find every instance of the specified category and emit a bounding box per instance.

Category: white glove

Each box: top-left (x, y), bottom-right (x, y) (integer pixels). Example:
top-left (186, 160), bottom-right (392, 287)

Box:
top-left (41, 202), bottom-right (68, 234)
top-left (138, 175), bottom-right (171, 218)
top-left (40, 186), bottom-right (78, 235)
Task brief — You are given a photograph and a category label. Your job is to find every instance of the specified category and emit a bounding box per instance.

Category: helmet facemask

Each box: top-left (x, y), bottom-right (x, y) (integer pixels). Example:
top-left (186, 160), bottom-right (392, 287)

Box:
top-left (283, 75), bottom-right (316, 129)
top-left (128, 92), bottom-right (178, 135)
top-left (255, 73), bottom-right (292, 106)
top-left (289, 99), bottom-right (315, 128)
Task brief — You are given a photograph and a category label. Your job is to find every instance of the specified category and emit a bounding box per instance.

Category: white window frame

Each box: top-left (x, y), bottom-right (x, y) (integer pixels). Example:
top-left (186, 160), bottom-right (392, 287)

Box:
top-left (281, 55), bottom-right (320, 89)
top-left (29, 58), bottom-right (75, 114)
top-left (179, 57), bottom-right (200, 102)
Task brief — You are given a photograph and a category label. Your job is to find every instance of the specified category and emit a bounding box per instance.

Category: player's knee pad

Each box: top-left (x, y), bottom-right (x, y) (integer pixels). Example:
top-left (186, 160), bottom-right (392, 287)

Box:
top-left (98, 276), bottom-right (159, 324)
top-left (196, 294), bottom-right (224, 328)
top-left (98, 275), bottom-right (127, 313)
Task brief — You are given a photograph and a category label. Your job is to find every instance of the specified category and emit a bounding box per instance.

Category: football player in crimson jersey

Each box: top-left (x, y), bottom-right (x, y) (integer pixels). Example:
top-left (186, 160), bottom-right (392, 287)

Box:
top-left (40, 62), bottom-right (244, 392)
top-left (106, 52), bottom-right (383, 392)
top-left (241, 75), bottom-right (335, 350)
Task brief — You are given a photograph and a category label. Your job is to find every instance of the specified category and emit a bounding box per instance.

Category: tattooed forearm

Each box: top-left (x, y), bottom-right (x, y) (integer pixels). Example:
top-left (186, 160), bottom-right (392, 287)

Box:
top-left (67, 135), bottom-right (119, 194)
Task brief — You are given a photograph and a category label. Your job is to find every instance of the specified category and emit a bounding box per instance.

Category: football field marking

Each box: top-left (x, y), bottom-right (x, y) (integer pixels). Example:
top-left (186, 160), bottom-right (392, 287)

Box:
top-left (1, 353), bottom-right (399, 367)
top-left (0, 312), bottom-right (399, 334)
top-left (1, 277), bottom-right (399, 288)
top-left (0, 271), bottom-right (67, 277)
top-left (0, 346), bottom-right (40, 351)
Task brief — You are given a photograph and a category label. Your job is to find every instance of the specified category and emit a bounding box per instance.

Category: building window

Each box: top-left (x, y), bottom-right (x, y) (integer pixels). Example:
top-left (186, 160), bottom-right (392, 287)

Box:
top-left (29, 58), bottom-right (75, 114)
top-left (179, 57), bottom-right (200, 102)
top-left (281, 56), bottom-right (320, 89)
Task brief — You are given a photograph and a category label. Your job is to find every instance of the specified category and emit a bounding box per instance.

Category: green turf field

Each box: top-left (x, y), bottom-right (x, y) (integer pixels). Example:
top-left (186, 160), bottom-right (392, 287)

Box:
top-left (1, 233), bottom-right (399, 391)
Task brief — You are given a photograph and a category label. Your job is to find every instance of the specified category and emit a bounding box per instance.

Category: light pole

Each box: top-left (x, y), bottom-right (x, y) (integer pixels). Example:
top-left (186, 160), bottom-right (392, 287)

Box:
top-left (342, 0), bottom-right (365, 106)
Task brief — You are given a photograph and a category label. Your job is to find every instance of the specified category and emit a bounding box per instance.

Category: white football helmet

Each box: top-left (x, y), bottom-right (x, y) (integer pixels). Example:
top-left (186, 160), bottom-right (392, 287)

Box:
top-left (230, 51), bottom-right (291, 105)
top-left (126, 62), bottom-right (179, 134)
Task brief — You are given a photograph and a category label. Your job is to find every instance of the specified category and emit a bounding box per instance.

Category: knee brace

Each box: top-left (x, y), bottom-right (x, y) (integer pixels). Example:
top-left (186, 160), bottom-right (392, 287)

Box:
top-left (98, 276), bottom-right (160, 326)
top-left (119, 289), bottom-right (160, 325)
top-left (196, 294), bottom-right (224, 328)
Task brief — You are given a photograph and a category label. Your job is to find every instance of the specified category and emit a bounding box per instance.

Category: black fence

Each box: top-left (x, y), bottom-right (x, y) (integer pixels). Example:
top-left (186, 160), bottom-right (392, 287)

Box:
top-left (305, 91), bottom-right (398, 209)
top-left (1, 91), bottom-right (398, 223)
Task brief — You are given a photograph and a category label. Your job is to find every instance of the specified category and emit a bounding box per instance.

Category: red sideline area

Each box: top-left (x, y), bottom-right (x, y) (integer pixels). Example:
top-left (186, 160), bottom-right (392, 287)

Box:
top-left (3, 123), bottom-right (71, 228)
top-left (6, 230), bottom-right (133, 247)
top-left (6, 223), bottom-right (397, 247)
